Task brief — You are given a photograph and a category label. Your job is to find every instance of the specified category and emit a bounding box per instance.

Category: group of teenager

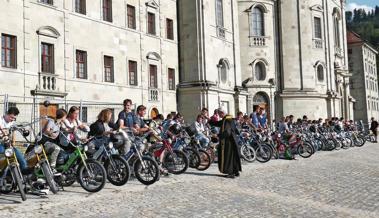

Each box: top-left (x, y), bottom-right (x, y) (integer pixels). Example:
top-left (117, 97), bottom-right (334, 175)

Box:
top-left (2, 98), bottom-right (377, 180)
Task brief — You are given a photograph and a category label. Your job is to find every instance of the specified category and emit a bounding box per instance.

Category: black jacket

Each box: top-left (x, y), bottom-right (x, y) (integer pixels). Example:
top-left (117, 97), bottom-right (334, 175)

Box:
top-left (88, 120), bottom-right (119, 137)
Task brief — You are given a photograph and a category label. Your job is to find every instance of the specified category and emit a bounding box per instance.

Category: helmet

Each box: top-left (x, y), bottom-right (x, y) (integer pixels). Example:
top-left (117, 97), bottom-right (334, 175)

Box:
top-left (168, 123), bottom-right (181, 135)
top-left (110, 133), bottom-right (126, 149)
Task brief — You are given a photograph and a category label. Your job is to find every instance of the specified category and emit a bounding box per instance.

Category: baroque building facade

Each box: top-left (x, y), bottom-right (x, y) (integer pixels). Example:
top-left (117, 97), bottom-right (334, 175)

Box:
top-left (0, 0), bottom-right (178, 122)
top-left (347, 31), bottom-right (379, 123)
top-left (178, 0), bottom-right (353, 121)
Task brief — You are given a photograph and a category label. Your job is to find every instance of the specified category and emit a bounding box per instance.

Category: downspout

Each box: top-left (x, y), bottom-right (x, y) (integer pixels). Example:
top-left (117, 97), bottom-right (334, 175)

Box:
top-left (297, 0), bottom-right (304, 90)
top-left (325, 0), bottom-right (335, 116)
top-left (231, 0), bottom-right (238, 113)
top-left (176, 0), bottom-right (181, 112)
top-left (274, 0), bottom-right (281, 120)
top-left (322, 0), bottom-right (329, 91)
top-left (23, 0), bottom-right (26, 100)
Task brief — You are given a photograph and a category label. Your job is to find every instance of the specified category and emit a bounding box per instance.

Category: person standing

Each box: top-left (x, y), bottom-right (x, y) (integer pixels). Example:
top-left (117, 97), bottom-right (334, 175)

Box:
top-left (209, 108), bottom-right (241, 178)
top-left (370, 117), bottom-right (378, 143)
top-left (210, 109), bottom-right (220, 122)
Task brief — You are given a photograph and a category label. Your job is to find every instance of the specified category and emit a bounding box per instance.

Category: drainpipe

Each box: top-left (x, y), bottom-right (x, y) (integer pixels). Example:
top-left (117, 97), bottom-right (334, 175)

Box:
top-left (231, 0), bottom-right (238, 113)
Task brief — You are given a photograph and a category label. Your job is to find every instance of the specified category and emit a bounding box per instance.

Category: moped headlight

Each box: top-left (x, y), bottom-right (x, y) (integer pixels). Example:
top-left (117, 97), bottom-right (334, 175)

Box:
top-left (143, 139), bottom-right (147, 144)
top-left (108, 142), bottom-right (114, 149)
top-left (34, 145), bottom-right (43, 154)
top-left (5, 148), bottom-right (14, 157)
top-left (84, 145), bottom-right (89, 152)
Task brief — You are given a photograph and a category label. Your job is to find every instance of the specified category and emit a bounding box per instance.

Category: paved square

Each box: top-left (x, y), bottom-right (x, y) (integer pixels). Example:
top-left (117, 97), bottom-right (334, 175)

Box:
top-left (1, 143), bottom-right (379, 218)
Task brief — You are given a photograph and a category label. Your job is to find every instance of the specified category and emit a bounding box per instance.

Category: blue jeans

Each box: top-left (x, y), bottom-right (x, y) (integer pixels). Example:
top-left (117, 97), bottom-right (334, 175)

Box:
top-left (195, 133), bottom-right (210, 148)
top-left (0, 144), bottom-right (28, 170)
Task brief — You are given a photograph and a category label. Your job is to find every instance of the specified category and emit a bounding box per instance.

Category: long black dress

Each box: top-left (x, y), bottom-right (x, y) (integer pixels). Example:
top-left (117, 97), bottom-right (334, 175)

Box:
top-left (210, 115), bottom-right (242, 175)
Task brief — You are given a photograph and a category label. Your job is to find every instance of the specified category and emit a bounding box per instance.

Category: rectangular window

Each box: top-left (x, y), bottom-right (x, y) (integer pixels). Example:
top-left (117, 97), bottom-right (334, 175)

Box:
top-left (41, 43), bottom-right (54, 73)
top-left (314, 17), bottom-right (322, 39)
top-left (168, 68), bottom-right (175, 90)
top-left (127, 5), bottom-right (136, 29)
top-left (75, 0), bottom-right (86, 15)
top-left (1, 34), bottom-right (17, 68)
top-left (76, 50), bottom-right (87, 79)
top-left (40, 0), bottom-right (53, 5)
top-left (216, 0), bottom-right (224, 27)
top-left (149, 64), bottom-right (157, 88)
top-left (166, 18), bottom-right (174, 40)
top-left (81, 107), bottom-right (88, 123)
top-left (147, 12), bottom-right (156, 35)
top-left (104, 56), bottom-right (114, 82)
top-left (128, 60), bottom-right (138, 86)
top-left (103, 0), bottom-right (112, 22)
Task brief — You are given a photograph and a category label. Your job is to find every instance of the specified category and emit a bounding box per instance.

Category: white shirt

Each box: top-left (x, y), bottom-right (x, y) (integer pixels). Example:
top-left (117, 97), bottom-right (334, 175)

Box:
top-left (0, 116), bottom-right (15, 142)
top-left (0, 116), bottom-right (14, 129)
top-left (193, 121), bottom-right (205, 133)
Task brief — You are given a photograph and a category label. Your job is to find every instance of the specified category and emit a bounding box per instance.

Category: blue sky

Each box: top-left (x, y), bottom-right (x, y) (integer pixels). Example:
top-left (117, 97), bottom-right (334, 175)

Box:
top-left (347, 0), bottom-right (377, 11)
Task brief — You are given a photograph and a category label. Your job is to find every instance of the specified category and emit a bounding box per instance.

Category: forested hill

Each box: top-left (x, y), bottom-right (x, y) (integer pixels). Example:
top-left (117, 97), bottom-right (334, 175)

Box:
top-left (346, 6), bottom-right (379, 49)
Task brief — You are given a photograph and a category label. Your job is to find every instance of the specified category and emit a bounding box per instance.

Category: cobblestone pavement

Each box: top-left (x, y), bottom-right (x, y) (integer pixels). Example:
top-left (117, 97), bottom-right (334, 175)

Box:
top-left (1, 143), bottom-right (379, 218)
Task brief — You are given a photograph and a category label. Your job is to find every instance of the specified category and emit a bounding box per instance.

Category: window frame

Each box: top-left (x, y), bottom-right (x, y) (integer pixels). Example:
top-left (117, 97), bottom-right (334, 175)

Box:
top-left (149, 64), bottom-right (158, 88)
top-left (75, 0), bottom-right (86, 15)
top-left (1, 34), bottom-right (17, 69)
top-left (215, 0), bottom-right (224, 27)
top-left (168, 68), bottom-right (175, 90)
top-left (166, 18), bottom-right (174, 40)
top-left (147, 12), bottom-right (156, 35)
top-left (41, 42), bottom-right (54, 73)
top-left (127, 4), bottom-right (136, 29)
top-left (254, 62), bottom-right (266, 81)
top-left (128, 60), bottom-right (138, 86)
top-left (314, 16), bottom-right (322, 39)
top-left (76, 50), bottom-right (87, 79)
top-left (40, 0), bottom-right (53, 5)
top-left (316, 64), bottom-right (324, 82)
top-left (251, 7), bottom-right (264, 37)
top-left (104, 55), bottom-right (114, 83)
top-left (103, 0), bottom-right (113, 22)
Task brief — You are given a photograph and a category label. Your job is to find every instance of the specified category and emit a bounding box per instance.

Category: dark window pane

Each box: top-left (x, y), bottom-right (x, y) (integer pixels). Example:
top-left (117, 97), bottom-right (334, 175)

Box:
top-left (41, 43), bottom-right (54, 73)
top-left (149, 65), bottom-right (157, 88)
top-left (148, 12), bottom-right (156, 35)
top-left (166, 19), bottom-right (174, 40)
top-left (1, 34), bottom-right (17, 68)
top-left (128, 60), bottom-right (138, 86)
top-left (76, 50), bottom-right (87, 79)
top-left (127, 5), bottom-right (136, 29)
top-left (168, 68), bottom-right (175, 90)
top-left (104, 56), bottom-right (114, 82)
top-left (103, 0), bottom-right (112, 22)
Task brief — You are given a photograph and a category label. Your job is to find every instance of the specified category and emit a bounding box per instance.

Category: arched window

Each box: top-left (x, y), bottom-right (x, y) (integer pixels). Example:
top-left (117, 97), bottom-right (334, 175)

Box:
top-left (251, 7), bottom-right (264, 36)
top-left (218, 59), bottom-right (229, 84)
top-left (317, 65), bottom-right (324, 82)
top-left (254, 62), bottom-right (266, 81)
